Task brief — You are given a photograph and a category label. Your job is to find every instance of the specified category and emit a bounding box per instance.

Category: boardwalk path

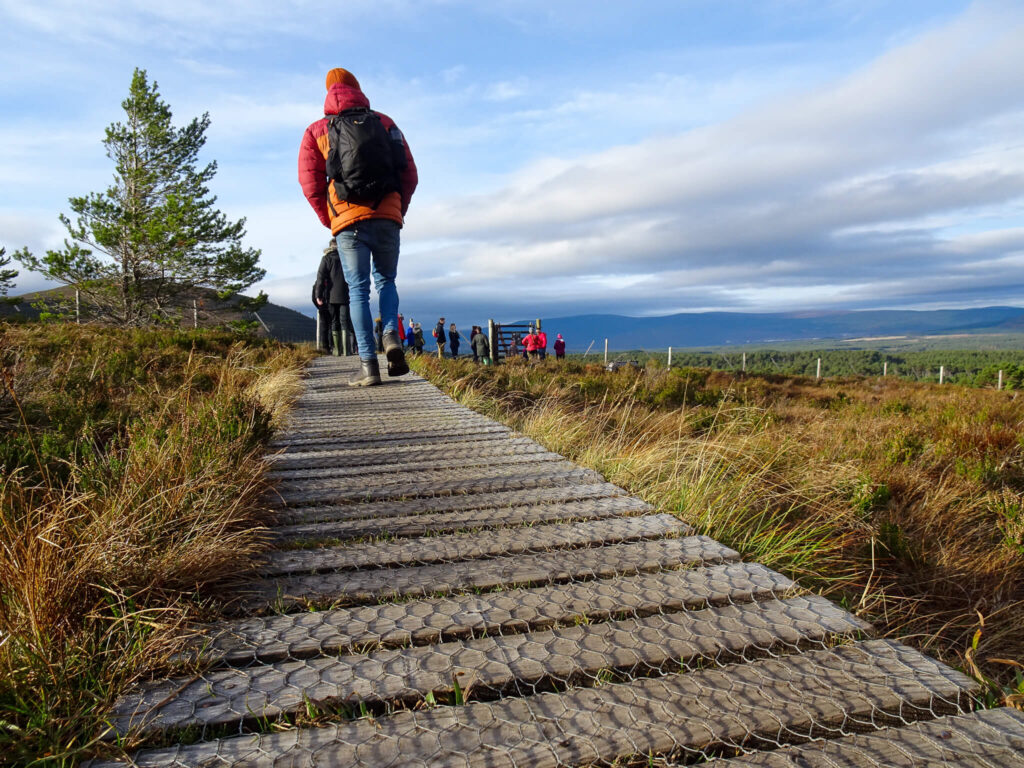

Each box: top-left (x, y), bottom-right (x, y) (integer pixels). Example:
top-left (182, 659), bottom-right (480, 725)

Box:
top-left (102, 356), bottom-right (1024, 766)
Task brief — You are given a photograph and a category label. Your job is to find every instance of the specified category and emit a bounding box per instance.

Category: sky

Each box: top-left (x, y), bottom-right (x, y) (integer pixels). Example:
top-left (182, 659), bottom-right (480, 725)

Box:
top-left (3, 0), bottom-right (1024, 328)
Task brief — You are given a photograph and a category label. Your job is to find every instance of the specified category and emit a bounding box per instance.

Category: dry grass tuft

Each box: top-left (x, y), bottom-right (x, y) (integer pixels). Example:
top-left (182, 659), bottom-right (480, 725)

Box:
top-left (0, 324), bottom-right (314, 766)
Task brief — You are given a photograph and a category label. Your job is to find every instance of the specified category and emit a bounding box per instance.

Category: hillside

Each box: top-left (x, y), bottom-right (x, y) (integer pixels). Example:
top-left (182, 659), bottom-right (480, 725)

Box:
top-left (1, 286), bottom-right (314, 344)
top-left (532, 306), bottom-right (1024, 351)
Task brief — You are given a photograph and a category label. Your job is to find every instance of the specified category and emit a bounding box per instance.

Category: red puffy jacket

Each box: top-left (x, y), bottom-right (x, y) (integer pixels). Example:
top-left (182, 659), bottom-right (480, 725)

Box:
top-left (298, 84), bottom-right (418, 234)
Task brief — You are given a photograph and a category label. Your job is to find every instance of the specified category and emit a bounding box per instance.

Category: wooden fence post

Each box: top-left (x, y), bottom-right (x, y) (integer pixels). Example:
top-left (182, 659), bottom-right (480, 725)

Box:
top-left (667, 347), bottom-right (672, 367)
top-left (742, 352), bottom-right (746, 372)
top-left (75, 289), bottom-right (80, 324)
top-left (604, 339), bottom-right (608, 365)
top-left (998, 370), bottom-right (1004, 390)
top-left (883, 361), bottom-right (888, 377)
top-left (816, 358), bottom-right (821, 380)
top-left (939, 365), bottom-right (945, 385)
top-left (488, 319), bottom-right (498, 364)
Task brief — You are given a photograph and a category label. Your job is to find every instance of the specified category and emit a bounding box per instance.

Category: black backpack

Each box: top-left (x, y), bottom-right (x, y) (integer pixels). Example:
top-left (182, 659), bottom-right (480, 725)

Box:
top-left (326, 108), bottom-right (406, 209)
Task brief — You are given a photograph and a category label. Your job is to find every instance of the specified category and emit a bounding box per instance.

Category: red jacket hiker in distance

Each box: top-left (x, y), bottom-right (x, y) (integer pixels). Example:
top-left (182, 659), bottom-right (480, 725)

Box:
top-left (298, 82), bottom-right (418, 235)
top-left (523, 333), bottom-right (539, 353)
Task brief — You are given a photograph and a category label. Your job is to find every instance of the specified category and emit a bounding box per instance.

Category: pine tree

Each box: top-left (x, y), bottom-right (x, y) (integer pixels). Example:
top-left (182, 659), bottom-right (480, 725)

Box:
top-left (16, 68), bottom-right (265, 326)
top-left (0, 247), bottom-right (17, 297)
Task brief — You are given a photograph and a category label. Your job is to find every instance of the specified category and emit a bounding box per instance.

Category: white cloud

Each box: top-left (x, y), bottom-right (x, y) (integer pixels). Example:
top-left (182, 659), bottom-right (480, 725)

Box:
top-left (383, 3), bottom-right (1024, 317)
top-left (5, 1), bottom-right (1024, 319)
top-left (483, 78), bottom-right (529, 102)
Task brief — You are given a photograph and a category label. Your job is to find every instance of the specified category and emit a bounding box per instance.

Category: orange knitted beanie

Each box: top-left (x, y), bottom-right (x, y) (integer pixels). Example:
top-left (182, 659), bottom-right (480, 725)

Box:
top-left (325, 68), bottom-right (361, 91)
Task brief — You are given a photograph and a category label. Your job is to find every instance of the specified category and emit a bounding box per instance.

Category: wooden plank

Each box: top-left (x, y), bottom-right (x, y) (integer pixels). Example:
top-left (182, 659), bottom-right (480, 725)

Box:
top-left (192, 561), bottom-right (798, 667)
top-left (258, 514), bottom-right (689, 575)
top-left (269, 415), bottom-right (504, 443)
top-left (272, 495), bottom-right (651, 543)
top-left (271, 457), bottom-right (581, 491)
top-left (264, 436), bottom-right (546, 470)
top-left (103, 640), bottom-right (980, 767)
top-left (270, 467), bottom-right (608, 506)
top-left (270, 482), bottom-right (630, 525)
top-left (267, 448), bottom-right (568, 482)
top-left (230, 535), bottom-right (739, 614)
top-left (269, 424), bottom-right (512, 450)
top-left (706, 707), bottom-right (1024, 766)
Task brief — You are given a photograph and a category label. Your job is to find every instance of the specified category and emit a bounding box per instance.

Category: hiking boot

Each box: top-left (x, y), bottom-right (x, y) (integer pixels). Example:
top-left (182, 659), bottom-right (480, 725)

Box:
top-left (332, 331), bottom-right (342, 357)
top-left (349, 358), bottom-right (381, 387)
top-left (382, 330), bottom-right (409, 377)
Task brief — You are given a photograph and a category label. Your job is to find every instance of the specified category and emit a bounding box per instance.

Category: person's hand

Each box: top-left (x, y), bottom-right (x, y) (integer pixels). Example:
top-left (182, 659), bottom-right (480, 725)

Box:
top-left (315, 298), bottom-right (324, 306)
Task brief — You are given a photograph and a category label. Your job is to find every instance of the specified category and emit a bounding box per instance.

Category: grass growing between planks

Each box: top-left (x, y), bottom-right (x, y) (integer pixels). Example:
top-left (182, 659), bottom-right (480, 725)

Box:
top-left (411, 354), bottom-right (1024, 707)
top-left (0, 324), bottom-right (314, 766)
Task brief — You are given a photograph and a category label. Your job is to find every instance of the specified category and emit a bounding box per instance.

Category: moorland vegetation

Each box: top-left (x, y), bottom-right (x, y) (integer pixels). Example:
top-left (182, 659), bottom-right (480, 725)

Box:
top-left (4, 319), bottom-right (1023, 764)
top-left (0, 323), bottom-right (313, 766)
top-left (412, 354), bottom-right (1024, 708)
top-left (597, 348), bottom-right (1024, 386)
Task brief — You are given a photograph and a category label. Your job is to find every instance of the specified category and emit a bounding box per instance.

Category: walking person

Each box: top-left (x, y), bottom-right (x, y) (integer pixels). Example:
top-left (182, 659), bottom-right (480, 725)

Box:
top-left (471, 326), bottom-right (491, 365)
top-left (413, 322), bottom-right (425, 354)
top-left (406, 319), bottom-right (416, 350)
top-left (298, 67), bottom-right (418, 386)
top-left (313, 240), bottom-right (356, 355)
top-left (434, 317), bottom-right (446, 358)
top-left (523, 328), bottom-right (539, 361)
top-left (554, 333), bottom-right (566, 360)
top-left (537, 327), bottom-right (548, 360)
top-left (448, 323), bottom-right (460, 359)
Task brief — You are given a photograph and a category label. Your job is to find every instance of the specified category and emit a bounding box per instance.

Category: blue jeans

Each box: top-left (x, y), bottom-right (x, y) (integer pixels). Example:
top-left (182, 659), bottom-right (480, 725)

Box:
top-left (335, 219), bottom-right (400, 360)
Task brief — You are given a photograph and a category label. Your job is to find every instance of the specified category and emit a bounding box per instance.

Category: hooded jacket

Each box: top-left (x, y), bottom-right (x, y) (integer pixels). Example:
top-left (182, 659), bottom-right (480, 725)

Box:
top-left (471, 330), bottom-right (490, 357)
top-left (314, 248), bottom-right (350, 305)
top-left (299, 83), bottom-right (418, 234)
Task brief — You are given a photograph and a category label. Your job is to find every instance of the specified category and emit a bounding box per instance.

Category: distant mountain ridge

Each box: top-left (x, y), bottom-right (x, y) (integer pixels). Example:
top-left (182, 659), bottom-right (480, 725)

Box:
top-left (527, 307), bottom-right (1024, 351)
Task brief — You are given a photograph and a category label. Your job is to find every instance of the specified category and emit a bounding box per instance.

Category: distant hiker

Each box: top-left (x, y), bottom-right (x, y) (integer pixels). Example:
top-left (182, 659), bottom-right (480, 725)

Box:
top-left (471, 326), bottom-right (491, 365)
top-left (413, 322), bottom-right (425, 354)
top-left (433, 317), bottom-right (446, 358)
top-left (469, 325), bottom-right (481, 363)
top-left (313, 240), bottom-right (356, 355)
top-left (523, 328), bottom-right (540, 360)
top-left (537, 328), bottom-right (548, 360)
top-left (299, 67), bottom-right (418, 386)
top-left (554, 333), bottom-right (566, 360)
top-left (509, 333), bottom-right (520, 359)
top-left (449, 323), bottom-right (460, 359)
top-left (406, 320), bottom-right (416, 349)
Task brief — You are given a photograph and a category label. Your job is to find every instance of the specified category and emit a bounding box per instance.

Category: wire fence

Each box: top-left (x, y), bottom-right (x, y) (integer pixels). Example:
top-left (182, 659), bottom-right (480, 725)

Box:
top-left (553, 342), bottom-right (1024, 389)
